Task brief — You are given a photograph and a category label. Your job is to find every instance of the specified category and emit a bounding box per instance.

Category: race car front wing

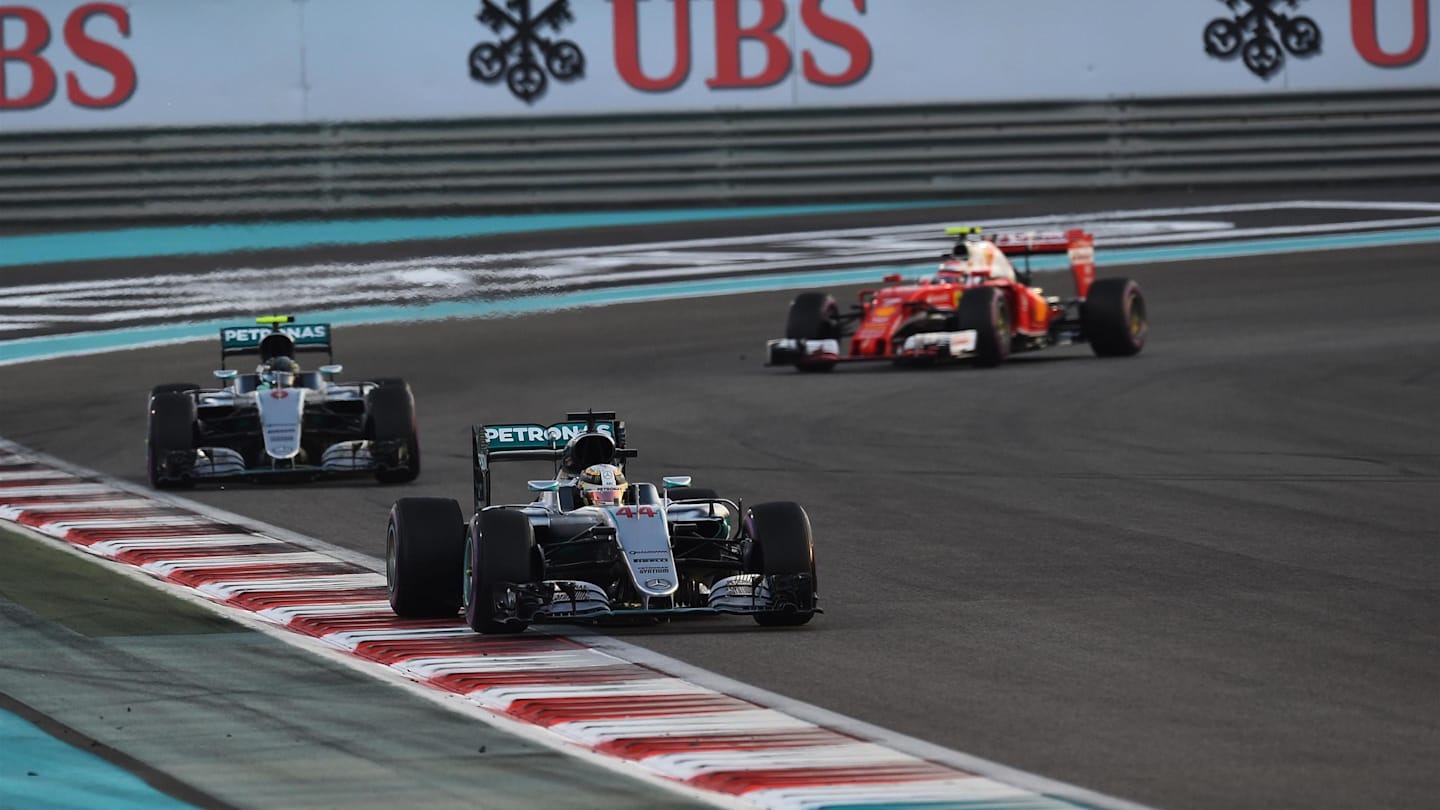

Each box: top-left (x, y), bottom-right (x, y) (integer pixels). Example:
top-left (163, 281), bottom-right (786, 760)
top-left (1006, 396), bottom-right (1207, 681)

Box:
top-left (485, 572), bottom-right (818, 624)
top-left (765, 338), bottom-right (840, 366)
top-left (766, 330), bottom-right (980, 366)
top-left (153, 439), bottom-right (413, 482)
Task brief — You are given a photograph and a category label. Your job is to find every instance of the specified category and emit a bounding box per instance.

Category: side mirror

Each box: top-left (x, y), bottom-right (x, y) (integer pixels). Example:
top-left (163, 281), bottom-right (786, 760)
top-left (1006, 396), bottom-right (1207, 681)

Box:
top-left (883, 273), bottom-right (903, 283)
top-left (662, 476), bottom-right (692, 489)
top-left (318, 364), bottom-right (343, 380)
top-left (213, 369), bottom-right (238, 382)
top-left (526, 480), bottom-right (560, 493)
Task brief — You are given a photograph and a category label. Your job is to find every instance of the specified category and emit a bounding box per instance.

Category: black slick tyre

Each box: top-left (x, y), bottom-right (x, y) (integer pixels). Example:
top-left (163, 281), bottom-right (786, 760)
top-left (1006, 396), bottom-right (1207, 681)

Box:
top-left (784, 292), bottom-right (840, 373)
top-left (744, 501), bottom-right (817, 627)
top-left (366, 380), bottom-right (421, 483)
top-left (147, 392), bottom-right (196, 489)
top-left (386, 497), bottom-right (465, 619)
top-left (957, 287), bottom-right (1011, 367)
top-left (464, 509), bottom-right (536, 635)
top-left (1084, 278), bottom-right (1147, 357)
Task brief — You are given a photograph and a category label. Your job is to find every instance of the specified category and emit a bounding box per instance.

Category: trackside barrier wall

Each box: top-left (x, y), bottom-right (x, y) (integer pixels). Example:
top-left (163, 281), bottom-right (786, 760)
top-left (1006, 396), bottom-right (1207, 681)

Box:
top-left (2, 0), bottom-right (1438, 221)
top-left (2, 90), bottom-right (1439, 222)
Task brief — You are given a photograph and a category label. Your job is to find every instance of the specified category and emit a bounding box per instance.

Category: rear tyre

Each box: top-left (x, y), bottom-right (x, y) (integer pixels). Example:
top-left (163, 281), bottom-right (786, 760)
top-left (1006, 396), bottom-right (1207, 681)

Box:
top-left (957, 287), bottom-right (1010, 367)
top-left (744, 501), bottom-right (817, 627)
top-left (665, 486), bottom-right (719, 501)
top-left (147, 392), bottom-right (196, 490)
top-left (1084, 278), bottom-right (1147, 357)
top-left (785, 292), bottom-right (840, 373)
top-left (366, 380), bottom-right (421, 483)
top-left (151, 382), bottom-right (199, 396)
top-left (465, 509), bottom-right (536, 634)
top-left (387, 498), bottom-right (465, 619)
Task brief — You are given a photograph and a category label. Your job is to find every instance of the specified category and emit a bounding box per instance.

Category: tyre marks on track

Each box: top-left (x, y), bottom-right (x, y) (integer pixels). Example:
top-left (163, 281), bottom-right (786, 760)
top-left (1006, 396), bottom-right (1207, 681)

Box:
top-left (6, 199), bottom-right (1440, 340)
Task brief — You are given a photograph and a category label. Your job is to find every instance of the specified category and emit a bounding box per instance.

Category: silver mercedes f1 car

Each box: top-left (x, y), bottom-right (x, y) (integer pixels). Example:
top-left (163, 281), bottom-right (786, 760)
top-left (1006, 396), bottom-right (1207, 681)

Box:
top-left (385, 411), bottom-right (819, 633)
top-left (145, 316), bottom-right (420, 488)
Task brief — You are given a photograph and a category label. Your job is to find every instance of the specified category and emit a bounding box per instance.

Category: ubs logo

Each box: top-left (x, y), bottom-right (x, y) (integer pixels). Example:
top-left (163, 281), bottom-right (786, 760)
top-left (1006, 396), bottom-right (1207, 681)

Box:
top-left (469, 0), bottom-right (585, 104)
top-left (1204, 0), bottom-right (1322, 79)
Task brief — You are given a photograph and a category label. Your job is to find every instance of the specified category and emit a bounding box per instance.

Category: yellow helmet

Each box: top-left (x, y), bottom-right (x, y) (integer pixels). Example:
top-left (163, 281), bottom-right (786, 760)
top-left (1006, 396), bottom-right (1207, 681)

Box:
top-left (577, 463), bottom-right (628, 506)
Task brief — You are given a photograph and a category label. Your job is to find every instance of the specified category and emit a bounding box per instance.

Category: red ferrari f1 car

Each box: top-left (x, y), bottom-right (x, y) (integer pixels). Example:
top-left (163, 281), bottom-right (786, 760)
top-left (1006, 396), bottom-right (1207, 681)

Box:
top-left (766, 227), bottom-right (1146, 371)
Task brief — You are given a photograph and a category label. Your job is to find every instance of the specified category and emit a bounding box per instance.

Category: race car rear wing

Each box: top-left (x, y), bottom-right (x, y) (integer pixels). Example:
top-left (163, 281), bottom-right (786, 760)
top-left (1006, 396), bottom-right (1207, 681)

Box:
top-left (471, 410), bottom-right (635, 509)
top-left (218, 316), bottom-right (334, 366)
top-left (948, 227), bottom-right (1097, 298)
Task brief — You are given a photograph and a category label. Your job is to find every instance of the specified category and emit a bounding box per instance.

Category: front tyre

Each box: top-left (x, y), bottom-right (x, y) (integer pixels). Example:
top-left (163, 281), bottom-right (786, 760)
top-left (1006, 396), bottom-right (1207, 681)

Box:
top-left (957, 286), bottom-right (1011, 367)
top-left (147, 392), bottom-right (196, 489)
top-left (387, 497), bottom-right (465, 619)
top-left (464, 509), bottom-right (536, 635)
top-left (744, 501), bottom-right (817, 627)
top-left (1084, 278), bottom-right (1147, 357)
top-left (785, 292), bottom-right (840, 373)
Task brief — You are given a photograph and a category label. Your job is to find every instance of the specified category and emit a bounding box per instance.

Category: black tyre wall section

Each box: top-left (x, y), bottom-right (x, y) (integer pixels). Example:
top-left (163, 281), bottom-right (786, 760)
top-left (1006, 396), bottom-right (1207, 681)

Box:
top-left (1084, 278), bottom-right (1148, 357)
top-left (957, 286), bottom-right (1011, 366)
top-left (466, 509), bottom-right (537, 635)
top-left (366, 379), bottom-right (421, 483)
top-left (387, 497), bottom-right (466, 618)
top-left (147, 392), bottom-right (197, 489)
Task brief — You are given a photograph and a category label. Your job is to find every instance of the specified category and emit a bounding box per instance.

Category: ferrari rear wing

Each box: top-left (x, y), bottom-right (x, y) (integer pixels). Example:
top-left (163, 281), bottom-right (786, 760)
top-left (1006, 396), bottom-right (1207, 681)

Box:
top-left (471, 411), bottom-right (635, 509)
top-left (948, 227), bottom-right (1097, 298)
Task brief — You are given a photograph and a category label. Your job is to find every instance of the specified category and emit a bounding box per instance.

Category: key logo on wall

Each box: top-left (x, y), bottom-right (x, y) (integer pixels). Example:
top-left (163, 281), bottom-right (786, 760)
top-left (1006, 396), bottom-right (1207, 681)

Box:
top-left (468, 0), bottom-right (585, 104)
top-left (1204, 0), bottom-right (1322, 79)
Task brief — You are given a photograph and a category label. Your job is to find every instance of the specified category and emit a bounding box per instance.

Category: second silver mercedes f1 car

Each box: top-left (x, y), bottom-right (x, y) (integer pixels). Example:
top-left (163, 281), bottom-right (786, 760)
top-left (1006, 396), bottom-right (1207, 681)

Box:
top-left (146, 316), bottom-right (420, 488)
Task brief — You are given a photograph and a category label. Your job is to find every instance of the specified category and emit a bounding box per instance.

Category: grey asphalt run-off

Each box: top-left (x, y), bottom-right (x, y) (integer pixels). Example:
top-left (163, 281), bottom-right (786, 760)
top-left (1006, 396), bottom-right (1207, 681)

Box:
top-left (1, 189), bottom-right (1438, 810)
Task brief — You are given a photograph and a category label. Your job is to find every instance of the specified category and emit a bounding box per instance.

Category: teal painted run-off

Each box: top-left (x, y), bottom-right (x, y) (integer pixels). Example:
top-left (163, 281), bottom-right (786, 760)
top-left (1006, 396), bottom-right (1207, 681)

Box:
top-left (3, 225), bottom-right (1439, 368)
top-left (0, 201), bottom-right (985, 269)
top-left (0, 708), bottom-right (197, 810)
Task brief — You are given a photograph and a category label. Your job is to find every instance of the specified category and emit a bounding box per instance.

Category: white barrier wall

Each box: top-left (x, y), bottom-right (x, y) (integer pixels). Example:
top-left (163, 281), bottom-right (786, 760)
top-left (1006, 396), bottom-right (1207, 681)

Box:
top-left (2, 0), bottom-right (1435, 131)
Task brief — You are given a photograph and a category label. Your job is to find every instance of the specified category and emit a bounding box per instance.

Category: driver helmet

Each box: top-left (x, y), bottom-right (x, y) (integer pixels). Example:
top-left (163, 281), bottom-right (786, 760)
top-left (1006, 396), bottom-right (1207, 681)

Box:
top-left (577, 463), bottom-right (629, 507)
top-left (261, 356), bottom-right (299, 388)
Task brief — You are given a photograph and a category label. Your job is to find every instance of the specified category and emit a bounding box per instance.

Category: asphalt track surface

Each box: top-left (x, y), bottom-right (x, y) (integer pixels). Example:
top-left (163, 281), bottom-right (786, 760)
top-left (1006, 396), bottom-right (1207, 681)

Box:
top-left (2, 189), bottom-right (1438, 809)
